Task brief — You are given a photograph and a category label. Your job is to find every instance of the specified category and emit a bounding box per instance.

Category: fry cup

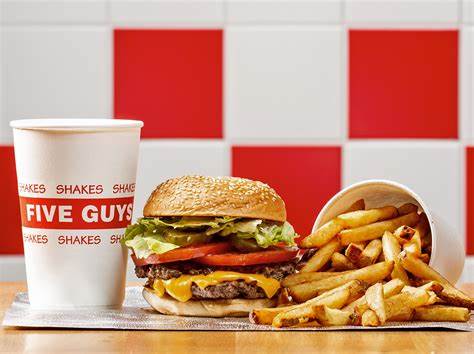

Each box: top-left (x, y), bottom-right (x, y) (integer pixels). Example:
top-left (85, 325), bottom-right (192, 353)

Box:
top-left (10, 119), bottom-right (143, 309)
top-left (312, 180), bottom-right (465, 284)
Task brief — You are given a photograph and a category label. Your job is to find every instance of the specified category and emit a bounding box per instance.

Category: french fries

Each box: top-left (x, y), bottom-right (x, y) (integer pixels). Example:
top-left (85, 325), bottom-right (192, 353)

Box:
top-left (342, 278), bottom-right (405, 313)
top-left (337, 206), bottom-right (398, 229)
top-left (393, 225), bottom-right (416, 244)
top-left (256, 198), bottom-right (472, 329)
top-left (301, 206), bottom-right (398, 248)
top-left (361, 309), bottom-right (379, 327)
top-left (268, 281), bottom-right (362, 327)
top-left (251, 280), bottom-right (363, 325)
top-left (301, 220), bottom-right (344, 249)
top-left (345, 243), bottom-right (364, 263)
top-left (281, 271), bottom-right (352, 288)
top-left (403, 232), bottom-right (421, 256)
top-left (419, 253), bottom-right (430, 263)
top-left (331, 253), bottom-right (356, 271)
top-left (385, 289), bottom-right (431, 320)
top-left (357, 239), bottom-right (382, 267)
top-left (272, 290), bottom-right (350, 328)
top-left (398, 252), bottom-right (474, 309)
top-left (358, 239), bottom-right (382, 267)
top-left (388, 308), bottom-right (414, 321)
top-left (398, 203), bottom-right (418, 215)
top-left (300, 238), bottom-right (341, 272)
top-left (290, 321), bottom-right (321, 328)
top-left (365, 283), bottom-right (386, 324)
top-left (413, 305), bottom-right (470, 322)
top-left (289, 262), bottom-right (393, 302)
top-left (345, 199), bottom-right (365, 213)
top-left (415, 212), bottom-right (430, 239)
top-left (276, 288), bottom-right (292, 307)
top-left (309, 306), bottom-right (352, 326)
top-left (339, 212), bottom-right (420, 246)
top-left (382, 231), bottom-right (410, 284)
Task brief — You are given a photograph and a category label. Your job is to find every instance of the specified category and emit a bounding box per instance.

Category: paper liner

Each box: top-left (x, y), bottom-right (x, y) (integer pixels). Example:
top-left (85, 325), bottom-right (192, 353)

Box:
top-left (2, 287), bottom-right (473, 331)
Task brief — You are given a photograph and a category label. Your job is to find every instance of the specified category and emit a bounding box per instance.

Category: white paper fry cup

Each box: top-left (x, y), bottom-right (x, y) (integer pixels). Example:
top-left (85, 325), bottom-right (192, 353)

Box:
top-left (312, 180), bottom-right (465, 283)
top-left (10, 119), bottom-right (143, 309)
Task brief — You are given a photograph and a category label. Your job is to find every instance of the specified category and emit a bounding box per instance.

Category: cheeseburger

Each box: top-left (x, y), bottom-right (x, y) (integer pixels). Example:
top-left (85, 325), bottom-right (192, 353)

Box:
top-left (123, 175), bottom-right (300, 317)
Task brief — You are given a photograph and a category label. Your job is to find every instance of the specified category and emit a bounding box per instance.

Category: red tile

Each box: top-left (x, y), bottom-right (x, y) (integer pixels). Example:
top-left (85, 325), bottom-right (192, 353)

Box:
top-left (466, 147), bottom-right (474, 255)
top-left (114, 29), bottom-right (222, 139)
top-left (349, 30), bottom-right (458, 139)
top-left (0, 146), bottom-right (23, 254)
top-left (232, 146), bottom-right (341, 238)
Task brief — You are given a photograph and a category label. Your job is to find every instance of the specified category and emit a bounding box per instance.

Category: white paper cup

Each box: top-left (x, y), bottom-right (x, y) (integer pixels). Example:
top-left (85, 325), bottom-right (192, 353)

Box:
top-left (10, 119), bottom-right (143, 309)
top-left (312, 180), bottom-right (465, 283)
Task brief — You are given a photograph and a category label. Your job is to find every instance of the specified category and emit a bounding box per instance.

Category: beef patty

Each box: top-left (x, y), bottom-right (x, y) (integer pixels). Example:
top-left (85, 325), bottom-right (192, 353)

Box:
top-left (137, 261), bottom-right (296, 300)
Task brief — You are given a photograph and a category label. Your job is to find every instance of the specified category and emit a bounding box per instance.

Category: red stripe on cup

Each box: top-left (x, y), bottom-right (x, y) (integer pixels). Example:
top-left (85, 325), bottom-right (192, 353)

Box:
top-left (19, 197), bottom-right (134, 229)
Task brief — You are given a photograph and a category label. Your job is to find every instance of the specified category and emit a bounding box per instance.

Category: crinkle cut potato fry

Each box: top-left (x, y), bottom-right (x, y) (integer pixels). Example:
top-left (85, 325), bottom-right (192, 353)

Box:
top-left (301, 206), bottom-right (398, 248)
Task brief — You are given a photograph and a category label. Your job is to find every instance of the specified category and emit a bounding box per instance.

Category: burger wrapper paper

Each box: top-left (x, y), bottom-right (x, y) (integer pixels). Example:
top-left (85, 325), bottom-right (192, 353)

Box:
top-left (3, 287), bottom-right (473, 331)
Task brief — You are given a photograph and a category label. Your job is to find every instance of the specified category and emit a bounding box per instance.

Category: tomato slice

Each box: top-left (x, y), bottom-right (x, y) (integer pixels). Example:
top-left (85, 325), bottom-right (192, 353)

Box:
top-left (194, 248), bottom-right (302, 266)
top-left (132, 242), bottom-right (231, 266)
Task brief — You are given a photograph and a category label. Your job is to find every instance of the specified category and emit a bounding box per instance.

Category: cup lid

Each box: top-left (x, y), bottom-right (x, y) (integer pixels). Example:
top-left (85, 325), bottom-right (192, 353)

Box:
top-left (10, 119), bottom-right (143, 131)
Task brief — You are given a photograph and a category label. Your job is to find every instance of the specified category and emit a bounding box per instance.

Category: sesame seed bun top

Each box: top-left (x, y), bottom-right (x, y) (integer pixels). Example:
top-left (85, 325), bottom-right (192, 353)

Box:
top-left (143, 175), bottom-right (287, 222)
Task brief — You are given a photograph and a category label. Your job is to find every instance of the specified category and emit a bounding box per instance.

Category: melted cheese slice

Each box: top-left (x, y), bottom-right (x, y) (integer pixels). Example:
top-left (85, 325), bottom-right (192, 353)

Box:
top-left (152, 271), bottom-right (280, 302)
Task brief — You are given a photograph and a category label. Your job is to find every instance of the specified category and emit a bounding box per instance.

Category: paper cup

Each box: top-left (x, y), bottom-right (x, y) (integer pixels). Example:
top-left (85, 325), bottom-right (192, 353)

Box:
top-left (10, 119), bottom-right (143, 309)
top-left (312, 180), bottom-right (465, 283)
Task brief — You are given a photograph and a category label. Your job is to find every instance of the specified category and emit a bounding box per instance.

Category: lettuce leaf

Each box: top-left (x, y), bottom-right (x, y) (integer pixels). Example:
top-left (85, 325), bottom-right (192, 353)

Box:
top-left (125, 235), bottom-right (179, 259)
top-left (219, 219), bottom-right (262, 236)
top-left (122, 216), bottom-right (297, 257)
top-left (213, 219), bottom-right (297, 248)
top-left (252, 221), bottom-right (297, 248)
top-left (151, 216), bottom-right (237, 229)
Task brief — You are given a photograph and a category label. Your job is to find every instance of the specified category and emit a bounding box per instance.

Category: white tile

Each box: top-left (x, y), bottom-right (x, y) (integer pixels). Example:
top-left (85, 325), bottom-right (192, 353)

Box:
top-left (1, 27), bottom-right (111, 143)
top-left (133, 140), bottom-right (230, 220)
top-left (226, 0), bottom-right (342, 24)
top-left (464, 0), bottom-right (474, 23)
top-left (1, 0), bottom-right (107, 24)
top-left (459, 256), bottom-right (474, 284)
top-left (343, 141), bottom-right (462, 238)
top-left (225, 26), bottom-right (342, 140)
top-left (0, 256), bottom-right (26, 281)
top-left (110, 0), bottom-right (224, 25)
top-left (346, 0), bottom-right (459, 24)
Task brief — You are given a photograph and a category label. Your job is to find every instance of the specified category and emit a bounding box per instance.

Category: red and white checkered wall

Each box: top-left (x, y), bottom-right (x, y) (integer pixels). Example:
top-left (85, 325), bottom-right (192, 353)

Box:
top-left (1, 0), bottom-right (474, 283)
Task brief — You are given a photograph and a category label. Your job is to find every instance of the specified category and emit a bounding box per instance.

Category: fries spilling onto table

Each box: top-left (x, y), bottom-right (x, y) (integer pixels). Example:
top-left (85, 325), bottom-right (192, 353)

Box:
top-left (250, 199), bottom-right (473, 328)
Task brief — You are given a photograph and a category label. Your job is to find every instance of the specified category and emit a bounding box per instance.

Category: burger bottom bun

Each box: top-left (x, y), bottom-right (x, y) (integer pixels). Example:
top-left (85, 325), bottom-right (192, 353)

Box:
top-left (143, 288), bottom-right (276, 318)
